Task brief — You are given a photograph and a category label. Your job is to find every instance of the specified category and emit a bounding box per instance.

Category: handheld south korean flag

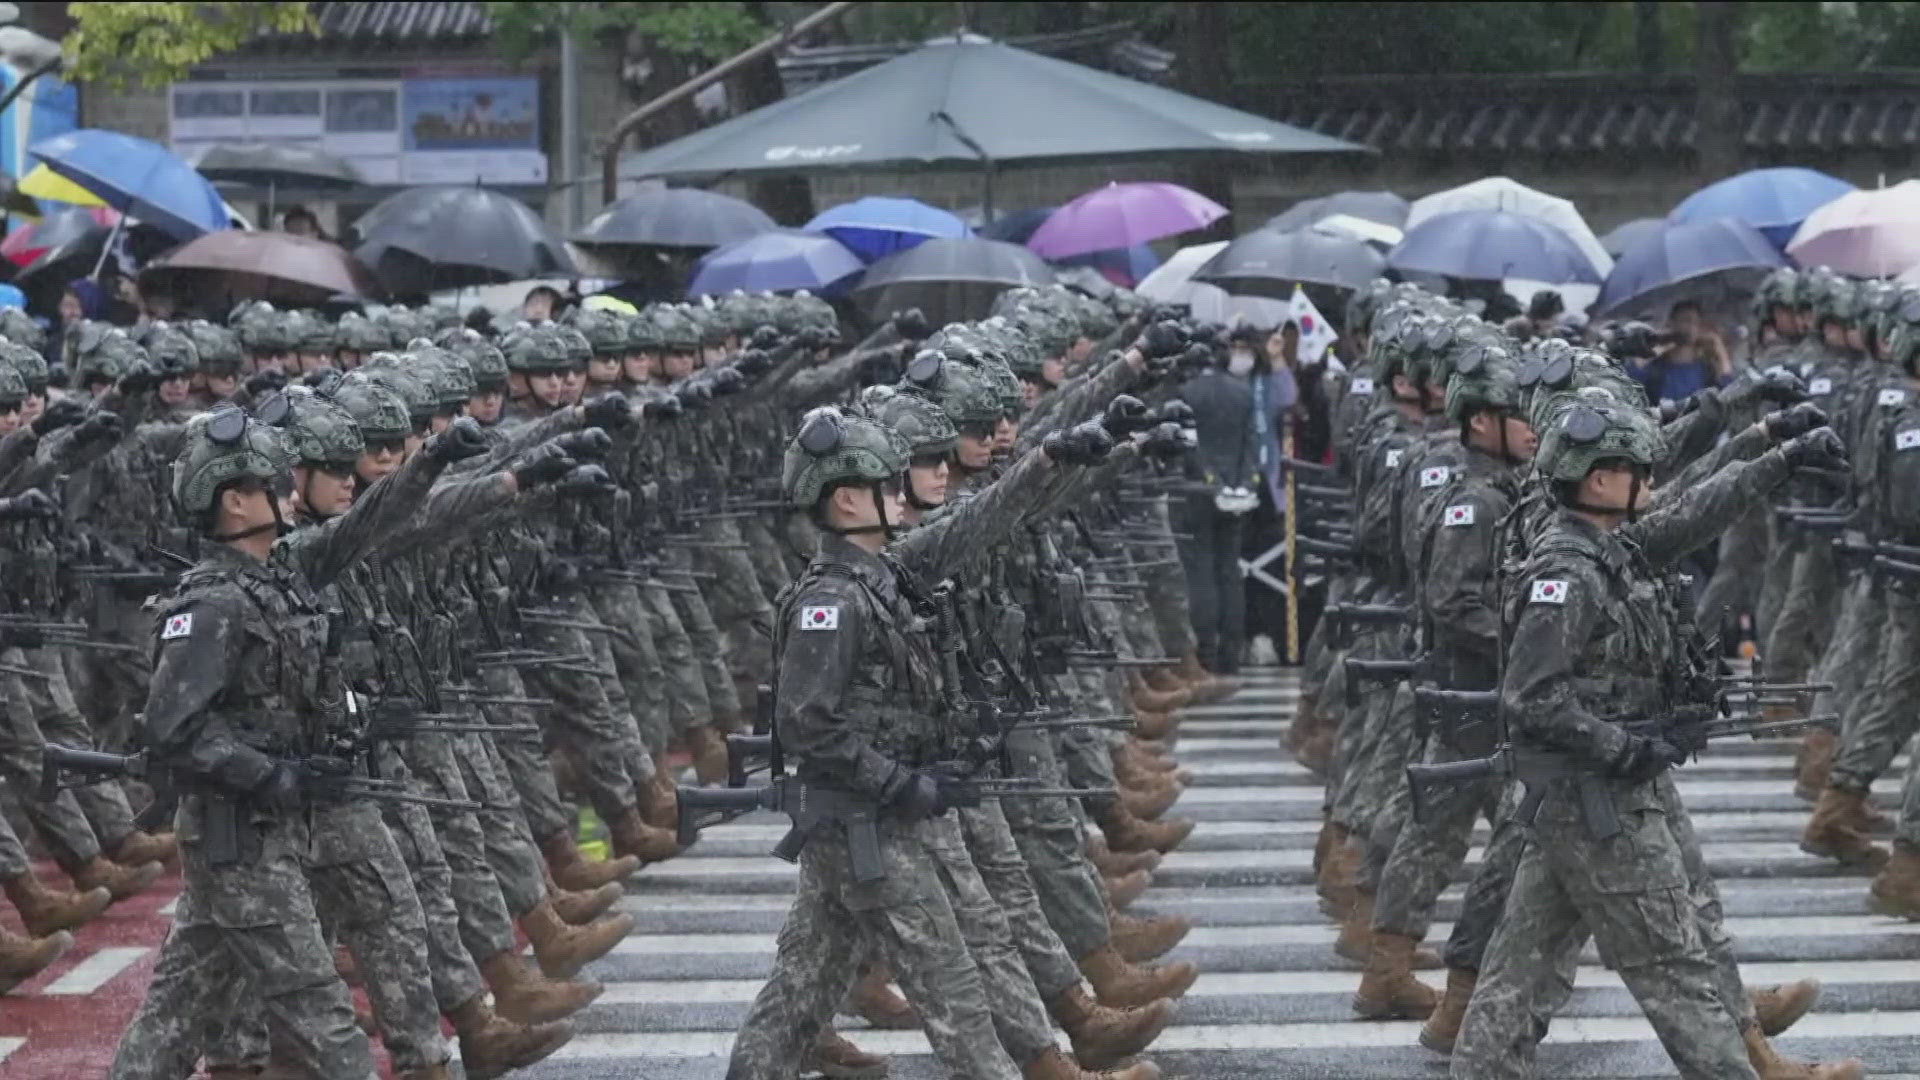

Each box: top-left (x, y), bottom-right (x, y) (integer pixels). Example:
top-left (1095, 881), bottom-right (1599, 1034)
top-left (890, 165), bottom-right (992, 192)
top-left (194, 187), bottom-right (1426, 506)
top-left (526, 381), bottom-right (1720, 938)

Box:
top-left (800, 605), bottom-right (840, 631)
top-left (1529, 579), bottom-right (1569, 605)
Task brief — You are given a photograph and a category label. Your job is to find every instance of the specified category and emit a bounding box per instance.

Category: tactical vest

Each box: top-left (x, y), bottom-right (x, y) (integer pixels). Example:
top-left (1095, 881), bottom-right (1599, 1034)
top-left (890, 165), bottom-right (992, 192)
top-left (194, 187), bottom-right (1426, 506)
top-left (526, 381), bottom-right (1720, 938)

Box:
top-left (168, 556), bottom-right (336, 757)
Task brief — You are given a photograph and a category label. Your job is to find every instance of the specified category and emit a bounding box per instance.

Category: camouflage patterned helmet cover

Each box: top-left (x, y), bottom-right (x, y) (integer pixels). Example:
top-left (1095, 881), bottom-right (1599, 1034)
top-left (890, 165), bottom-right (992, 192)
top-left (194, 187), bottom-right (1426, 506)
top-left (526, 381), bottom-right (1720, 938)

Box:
top-left (0, 307), bottom-right (44, 352)
top-left (0, 338), bottom-right (48, 392)
top-left (329, 370), bottom-right (412, 443)
top-left (501, 323), bottom-right (574, 373)
top-left (186, 320), bottom-right (244, 376)
top-left (277, 385), bottom-right (364, 468)
top-left (171, 404), bottom-right (292, 518)
top-left (625, 309), bottom-right (666, 353)
top-left (405, 340), bottom-right (477, 409)
top-left (1752, 267), bottom-right (1802, 318)
top-left (141, 322), bottom-right (199, 378)
top-left (924, 354), bottom-right (1006, 426)
top-left (335, 311), bottom-right (392, 353)
top-left (1534, 397), bottom-right (1663, 483)
top-left (1519, 344), bottom-right (1645, 433)
top-left (570, 307), bottom-right (629, 357)
top-left (0, 359), bottom-right (23, 406)
top-left (436, 326), bottom-right (510, 389)
top-left (378, 305), bottom-right (433, 345)
top-left (74, 328), bottom-right (147, 387)
top-left (1444, 340), bottom-right (1522, 422)
top-left (236, 304), bottom-right (295, 353)
top-left (289, 310), bottom-right (336, 353)
top-left (861, 384), bottom-right (959, 458)
top-left (418, 303), bottom-right (464, 332)
top-left (360, 352), bottom-right (436, 421)
top-left (782, 406), bottom-right (911, 507)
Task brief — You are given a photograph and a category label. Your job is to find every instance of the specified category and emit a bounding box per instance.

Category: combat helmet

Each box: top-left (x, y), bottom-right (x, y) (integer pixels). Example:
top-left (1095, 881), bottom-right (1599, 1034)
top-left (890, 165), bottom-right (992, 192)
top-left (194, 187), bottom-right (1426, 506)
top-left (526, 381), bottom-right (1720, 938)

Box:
top-left (406, 341), bottom-right (477, 412)
top-left (502, 323), bottom-right (574, 374)
top-left (0, 339), bottom-right (49, 395)
top-left (275, 385), bottom-right (364, 469)
top-left (328, 371), bottom-right (412, 446)
top-left (1534, 399), bottom-right (1663, 484)
top-left (437, 327), bottom-right (509, 392)
top-left (73, 328), bottom-right (146, 389)
top-left (359, 353), bottom-right (436, 427)
top-left (141, 322), bottom-right (199, 380)
top-left (904, 350), bottom-right (1004, 430)
top-left (335, 312), bottom-right (392, 357)
top-left (171, 404), bottom-right (292, 521)
top-left (865, 385), bottom-right (958, 459)
top-left (571, 307), bottom-right (629, 358)
top-left (1444, 340), bottom-right (1522, 422)
top-left (0, 307), bottom-right (45, 353)
top-left (290, 310), bottom-right (336, 355)
top-left (235, 304), bottom-right (295, 357)
top-left (0, 360), bottom-right (24, 411)
top-left (782, 406), bottom-right (911, 509)
top-left (1753, 268), bottom-right (1802, 320)
top-left (185, 321), bottom-right (244, 378)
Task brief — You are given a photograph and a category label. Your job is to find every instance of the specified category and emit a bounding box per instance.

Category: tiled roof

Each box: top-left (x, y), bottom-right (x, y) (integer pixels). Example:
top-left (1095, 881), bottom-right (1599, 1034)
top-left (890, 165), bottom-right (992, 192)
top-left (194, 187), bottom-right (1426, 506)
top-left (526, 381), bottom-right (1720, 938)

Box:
top-left (1250, 72), bottom-right (1920, 155)
top-left (247, 2), bottom-right (493, 47)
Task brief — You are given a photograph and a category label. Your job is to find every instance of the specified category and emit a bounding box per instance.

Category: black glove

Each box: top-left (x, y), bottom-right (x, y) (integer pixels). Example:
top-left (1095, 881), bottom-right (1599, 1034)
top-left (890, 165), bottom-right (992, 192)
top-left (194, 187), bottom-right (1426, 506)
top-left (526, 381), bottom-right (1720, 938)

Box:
top-left (254, 764), bottom-right (306, 810)
top-left (674, 382), bottom-right (711, 410)
top-left (1609, 735), bottom-right (1688, 781)
top-left (1043, 420), bottom-right (1115, 465)
top-left (74, 410), bottom-right (122, 446)
top-left (1732, 366), bottom-right (1809, 409)
top-left (554, 427), bottom-right (613, 460)
top-left (116, 361), bottom-right (158, 396)
top-left (511, 443), bottom-right (577, 489)
top-left (301, 366), bottom-right (341, 388)
top-left (424, 416), bottom-right (487, 463)
top-left (1139, 421), bottom-right (1191, 460)
top-left (1101, 394), bottom-right (1152, 438)
top-left (1782, 427), bottom-right (1847, 470)
top-left (553, 463), bottom-right (615, 497)
top-left (735, 348), bottom-right (772, 377)
top-left (1766, 401), bottom-right (1828, 442)
top-left (892, 308), bottom-right (930, 342)
top-left (29, 398), bottom-right (86, 437)
top-left (857, 347), bottom-right (904, 387)
top-left (886, 769), bottom-right (947, 821)
top-left (0, 488), bottom-right (59, 522)
top-left (1666, 715), bottom-right (1714, 757)
top-left (707, 367), bottom-right (745, 396)
top-left (1151, 400), bottom-right (1195, 426)
top-left (244, 370), bottom-right (287, 397)
top-left (641, 396), bottom-right (683, 420)
top-left (582, 392), bottom-right (634, 432)
top-left (1137, 319), bottom-right (1186, 360)
top-left (749, 326), bottom-right (783, 351)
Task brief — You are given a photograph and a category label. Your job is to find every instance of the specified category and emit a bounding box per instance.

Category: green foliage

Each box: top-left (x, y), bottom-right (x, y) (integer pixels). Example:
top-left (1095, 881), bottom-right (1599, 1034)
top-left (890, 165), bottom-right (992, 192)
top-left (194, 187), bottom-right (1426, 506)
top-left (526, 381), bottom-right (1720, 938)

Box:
top-left (64, 2), bottom-right (316, 89)
top-left (485, 2), bottom-right (767, 62)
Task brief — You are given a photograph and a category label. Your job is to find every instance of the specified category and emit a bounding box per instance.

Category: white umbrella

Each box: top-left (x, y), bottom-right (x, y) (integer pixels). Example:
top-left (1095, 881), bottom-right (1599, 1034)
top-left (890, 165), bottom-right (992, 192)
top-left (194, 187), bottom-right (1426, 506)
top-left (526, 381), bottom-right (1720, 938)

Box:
top-left (1312, 213), bottom-right (1402, 247)
top-left (1135, 241), bottom-right (1228, 303)
top-left (1789, 180), bottom-right (1920, 278)
top-left (1407, 176), bottom-right (1612, 279)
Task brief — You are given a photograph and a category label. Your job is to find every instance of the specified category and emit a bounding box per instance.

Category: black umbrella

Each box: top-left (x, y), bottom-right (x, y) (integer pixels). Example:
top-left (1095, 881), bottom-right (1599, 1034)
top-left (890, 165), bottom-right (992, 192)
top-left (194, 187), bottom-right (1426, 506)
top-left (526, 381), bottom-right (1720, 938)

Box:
top-left (1266, 191), bottom-right (1409, 232)
top-left (1192, 227), bottom-right (1386, 297)
top-left (853, 236), bottom-right (1055, 325)
top-left (572, 187), bottom-right (775, 249)
top-left (187, 142), bottom-right (364, 189)
top-left (354, 187), bottom-right (576, 295)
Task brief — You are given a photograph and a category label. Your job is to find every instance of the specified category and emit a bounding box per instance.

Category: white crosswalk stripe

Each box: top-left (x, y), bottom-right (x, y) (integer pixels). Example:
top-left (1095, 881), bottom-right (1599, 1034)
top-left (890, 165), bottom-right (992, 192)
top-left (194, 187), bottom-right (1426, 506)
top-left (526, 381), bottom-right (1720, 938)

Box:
top-left (522, 668), bottom-right (1920, 1078)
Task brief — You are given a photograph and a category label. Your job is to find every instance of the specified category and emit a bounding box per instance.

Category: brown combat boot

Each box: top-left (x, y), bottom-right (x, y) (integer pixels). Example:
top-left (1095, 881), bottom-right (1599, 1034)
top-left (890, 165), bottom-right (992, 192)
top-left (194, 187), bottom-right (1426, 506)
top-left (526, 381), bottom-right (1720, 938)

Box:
top-left (1419, 967), bottom-right (1477, 1054)
top-left (1131, 710), bottom-right (1178, 741)
top-left (1097, 806), bottom-right (1193, 855)
top-left (687, 723), bottom-right (731, 786)
top-left (69, 856), bottom-right (163, 902)
top-left (1795, 726), bottom-right (1837, 802)
top-left (481, 950), bottom-right (602, 1024)
top-left (1352, 932), bottom-right (1439, 1020)
top-left (1023, 1045), bottom-right (1162, 1080)
top-left (108, 830), bottom-right (177, 867)
top-left (1087, 835), bottom-right (1161, 878)
top-left (1048, 983), bottom-right (1176, 1069)
top-left (640, 769), bottom-right (680, 830)
top-left (1742, 1024), bottom-right (1865, 1080)
top-left (1299, 728), bottom-right (1335, 777)
top-left (550, 880), bottom-right (623, 925)
top-left (1143, 666), bottom-right (1187, 694)
top-left (1119, 776), bottom-right (1181, 822)
top-left (522, 899), bottom-right (633, 980)
top-left (1103, 869), bottom-right (1150, 911)
top-left (1179, 652), bottom-right (1238, 704)
top-left (1871, 840), bottom-right (1920, 919)
top-left (801, 1026), bottom-right (889, 1079)
top-left (844, 961), bottom-right (920, 1029)
top-left (608, 806), bottom-right (682, 864)
top-left (1801, 788), bottom-right (1889, 871)
top-left (541, 829), bottom-right (640, 891)
top-left (1287, 690), bottom-right (1319, 753)
top-left (0, 925), bottom-right (70, 995)
top-left (1129, 672), bottom-right (1191, 714)
top-left (1080, 944), bottom-right (1199, 1008)
top-left (1113, 739), bottom-right (1177, 776)
top-left (1751, 978), bottom-right (1821, 1037)
top-left (1110, 911), bottom-right (1190, 963)
top-left (451, 991), bottom-right (573, 1080)
top-left (1318, 832), bottom-right (1361, 920)
top-left (1, 869), bottom-right (112, 937)
top-left (1335, 890), bottom-right (1376, 963)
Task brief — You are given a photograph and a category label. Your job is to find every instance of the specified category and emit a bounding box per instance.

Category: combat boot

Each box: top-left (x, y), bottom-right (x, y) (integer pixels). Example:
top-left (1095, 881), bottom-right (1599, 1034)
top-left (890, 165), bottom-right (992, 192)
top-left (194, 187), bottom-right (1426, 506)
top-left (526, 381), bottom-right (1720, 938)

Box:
top-left (1794, 726), bottom-right (1837, 802)
top-left (1287, 690), bottom-right (1319, 753)
top-left (1751, 978), bottom-right (1821, 1036)
top-left (1022, 1045), bottom-right (1162, 1080)
top-left (108, 830), bottom-right (177, 867)
top-left (1871, 840), bottom-right (1920, 919)
top-left (639, 769), bottom-right (680, 830)
top-left (481, 950), bottom-right (602, 1024)
top-left (1801, 788), bottom-right (1889, 871)
top-left (1097, 805), bottom-right (1193, 855)
top-left (1335, 890), bottom-right (1376, 962)
top-left (1419, 967), bottom-right (1477, 1054)
top-left (1352, 932), bottom-right (1439, 1020)
top-left (1131, 710), bottom-right (1178, 741)
top-left (452, 991), bottom-right (572, 1079)
top-left (1110, 911), bottom-right (1189, 962)
top-left (844, 962), bottom-right (920, 1029)
top-left (550, 880), bottom-right (623, 925)
top-left (1048, 984), bottom-right (1176, 1069)
top-left (0, 926), bottom-right (70, 994)
top-left (1, 868), bottom-right (111, 936)
top-left (608, 806), bottom-right (682, 864)
top-left (1742, 1025), bottom-right (1865, 1080)
top-left (1299, 727), bottom-right (1335, 776)
top-left (1079, 945), bottom-right (1199, 1007)
top-left (687, 723), bottom-right (730, 786)
top-left (541, 829), bottom-right (641, 891)
top-left (1119, 776), bottom-right (1181, 822)
top-left (521, 899), bottom-right (633, 980)
top-left (801, 1026), bottom-right (888, 1079)
top-left (1087, 835), bottom-right (1161, 878)
top-left (69, 856), bottom-right (163, 902)
top-left (1143, 665), bottom-right (1187, 695)
top-left (1178, 652), bottom-right (1238, 703)
top-left (1317, 829), bottom-right (1360, 920)
top-left (1129, 672), bottom-right (1191, 714)
top-left (1103, 868), bottom-right (1150, 910)
top-left (1113, 738), bottom-right (1177, 775)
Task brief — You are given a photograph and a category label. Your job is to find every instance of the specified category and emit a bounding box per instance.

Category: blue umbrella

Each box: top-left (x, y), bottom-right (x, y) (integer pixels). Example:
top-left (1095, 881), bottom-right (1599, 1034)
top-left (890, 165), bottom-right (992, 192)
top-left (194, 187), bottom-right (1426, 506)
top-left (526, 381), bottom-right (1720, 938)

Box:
top-left (806, 196), bottom-right (971, 262)
top-left (688, 229), bottom-right (864, 298)
top-left (1669, 167), bottom-right (1855, 250)
top-left (1595, 217), bottom-right (1785, 317)
top-left (1388, 209), bottom-right (1603, 285)
top-left (30, 129), bottom-right (228, 241)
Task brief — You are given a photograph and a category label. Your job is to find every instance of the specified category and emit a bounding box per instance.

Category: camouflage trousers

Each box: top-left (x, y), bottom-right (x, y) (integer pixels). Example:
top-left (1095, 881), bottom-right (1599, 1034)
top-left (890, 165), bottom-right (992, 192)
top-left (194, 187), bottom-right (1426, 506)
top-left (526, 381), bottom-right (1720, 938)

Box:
top-left (478, 662), bottom-right (572, 845)
top-left (64, 594), bottom-right (152, 751)
top-left (1762, 530), bottom-right (1842, 686)
top-left (1002, 724), bottom-right (1113, 965)
top-left (1322, 622), bottom-right (1401, 826)
top-left (1832, 585), bottom-right (1920, 793)
top-left (638, 580), bottom-right (710, 740)
top-left (1334, 671), bottom-right (1418, 846)
top-left (1697, 502), bottom-right (1771, 639)
top-left (1451, 777), bottom-right (1758, 1080)
top-left (1809, 574), bottom-right (1885, 739)
top-left (1370, 733), bottom-right (1502, 941)
top-left (726, 818), bottom-right (1021, 1080)
top-left (378, 743), bottom-right (490, 1011)
top-left (203, 800), bottom-right (447, 1073)
top-left (1139, 501), bottom-right (1198, 661)
top-left (739, 517), bottom-right (797, 607)
top-left (0, 646), bottom-right (133, 868)
top-left (1443, 784), bottom-right (1527, 973)
top-left (110, 804), bottom-right (371, 1080)
top-left (400, 733), bottom-right (525, 964)
top-left (0, 798), bottom-right (27, 878)
top-left (455, 731), bottom-right (551, 920)
top-left (590, 581), bottom-right (672, 760)
top-left (520, 591), bottom-right (647, 821)
top-left (663, 548), bottom-right (744, 725)
top-left (959, 799), bottom-right (1085, 1001)
top-left (1753, 515), bottom-right (1792, 651)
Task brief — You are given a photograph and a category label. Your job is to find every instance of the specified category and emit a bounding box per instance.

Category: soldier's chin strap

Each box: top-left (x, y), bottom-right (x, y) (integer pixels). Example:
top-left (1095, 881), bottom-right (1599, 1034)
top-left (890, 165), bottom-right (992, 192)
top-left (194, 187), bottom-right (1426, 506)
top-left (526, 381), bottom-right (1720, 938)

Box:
top-left (821, 482), bottom-right (899, 541)
top-left (210, 500), bottom-right (291, 542)
top-left (904, 470), bottom-right (942, 512)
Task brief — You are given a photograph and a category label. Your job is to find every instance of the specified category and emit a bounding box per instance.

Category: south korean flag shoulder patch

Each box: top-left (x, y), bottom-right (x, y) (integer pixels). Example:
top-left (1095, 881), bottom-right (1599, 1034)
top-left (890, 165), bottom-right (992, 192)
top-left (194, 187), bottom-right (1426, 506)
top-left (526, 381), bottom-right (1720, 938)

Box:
top-left (1529, 579), bottom-right (1569, 605)
top-left (1896, 427), bottom-right (1920, 452)
top-left (799, 605), bottom-right (840, 631)
top-left (161, 612), bottom-right (194, 640)
top-left (1881, 388), bottom-right (1908, 408)
top-left (1443, 503), bottom-right (1475, 527)
top-left (1809, 377), bottom-right (1833, 396)
top-left (1419, 465), bottom-right (1450, 489)
top-left (1349, 377), bottom-right (1375, 396)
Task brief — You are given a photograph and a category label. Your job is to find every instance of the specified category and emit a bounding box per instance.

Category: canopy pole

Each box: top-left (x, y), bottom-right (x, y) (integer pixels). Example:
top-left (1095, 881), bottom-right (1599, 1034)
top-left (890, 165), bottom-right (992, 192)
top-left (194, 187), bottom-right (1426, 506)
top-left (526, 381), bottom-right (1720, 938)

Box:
top-left (89, 212), bottom-right (127, 281)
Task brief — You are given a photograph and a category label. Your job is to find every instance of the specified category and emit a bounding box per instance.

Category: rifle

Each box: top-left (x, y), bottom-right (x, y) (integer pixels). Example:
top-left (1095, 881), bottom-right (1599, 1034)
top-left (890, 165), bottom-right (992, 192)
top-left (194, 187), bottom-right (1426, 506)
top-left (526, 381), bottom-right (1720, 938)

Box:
top-left (39, 744), bottom-right (485, 813)
top-left (1322, 602), bottom-right (1411, 649)
top-left (1343, 657), bottom-right (1420, 707)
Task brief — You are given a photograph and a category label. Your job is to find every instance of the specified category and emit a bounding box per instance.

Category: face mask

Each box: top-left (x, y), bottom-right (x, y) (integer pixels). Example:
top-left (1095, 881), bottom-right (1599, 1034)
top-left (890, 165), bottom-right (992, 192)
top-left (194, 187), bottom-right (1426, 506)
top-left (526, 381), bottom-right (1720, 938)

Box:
top-left (1228, 349), bottom-right (1255, 376)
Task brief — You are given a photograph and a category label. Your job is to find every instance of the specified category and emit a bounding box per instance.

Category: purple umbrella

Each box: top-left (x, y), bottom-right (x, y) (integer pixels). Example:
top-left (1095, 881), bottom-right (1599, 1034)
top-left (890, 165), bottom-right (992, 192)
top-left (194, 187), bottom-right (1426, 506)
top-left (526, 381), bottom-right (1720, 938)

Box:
top-left (1027, 181), bottom-right (1226, 260)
